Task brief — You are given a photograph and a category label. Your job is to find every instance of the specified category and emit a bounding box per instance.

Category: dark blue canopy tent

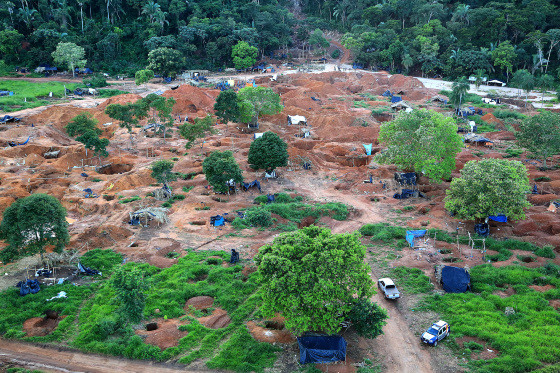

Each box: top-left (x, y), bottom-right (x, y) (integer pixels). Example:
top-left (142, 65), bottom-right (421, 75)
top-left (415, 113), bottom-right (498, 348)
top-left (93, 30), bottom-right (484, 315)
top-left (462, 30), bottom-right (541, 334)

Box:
top-left (441, 266), bottom-right (471, 293)
top-left (298, 336), bottom-right (347, 364)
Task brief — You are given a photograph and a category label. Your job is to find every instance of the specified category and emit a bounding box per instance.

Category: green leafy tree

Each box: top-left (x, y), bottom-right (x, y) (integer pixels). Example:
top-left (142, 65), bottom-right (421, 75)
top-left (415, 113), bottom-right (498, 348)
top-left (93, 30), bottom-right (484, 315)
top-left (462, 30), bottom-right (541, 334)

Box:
top-left (308, 28), bottom-right (329, 55)
top-left (474, 69), bottom-right (487, 88)
top-left (105, 103), bottom-right (141, 148)
top-left (375, 109), bottom-right (463, 182)
top-left (450, 77), bottom-right (470, 110)
top-left (512, 69), bottom-right (535, 108)
top-left (214, 90), bottom-right (240, 124)
top-left (517, 111), bottom-right (560, 168)
top-left (0, 194), bottom-right (69, 263)
top-left (0, 30), bottom-right (23, 64)
top-left (537, 74), bottom-right (554, 105)
top-left (202, 151), bottom-right (243, 193)
top-left (136, 93), bottom-right (176, 140)
top-left (231, 41), bottom-right (258, 70)
top-left (150, 159), bottom-right (177, 186)
top-left (179, 115), bottom-right (215, 149)
top-left (111, 266), bottom-right (147, 323)
top-left (135, 69), bottom-right (154, 85)
top-left (348, 298), bottom-right (388, 339)
top-left (147, 47), bottom-right (184, 78)
top-left (52, 42), bottom-right (86, 78)
top-left (237, 87), bottom-right (282, 127)
top-left (248, 131), bottom-right (288, 173)
top-left (255, 226), bottom-right (378, 334)
top-left (444, 159), bottom-right (531, 221)
top-left (491, 41), bottom-right (516, 82)
top-left (66, 113), bottom-right (109, 158)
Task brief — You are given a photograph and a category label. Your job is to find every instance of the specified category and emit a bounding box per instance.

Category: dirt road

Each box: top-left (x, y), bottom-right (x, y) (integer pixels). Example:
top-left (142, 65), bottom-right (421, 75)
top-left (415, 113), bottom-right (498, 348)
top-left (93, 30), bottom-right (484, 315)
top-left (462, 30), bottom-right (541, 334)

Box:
top-left (366, 270), bottom-right (433, 373)
top-left (0, 339), bottom-right (209, 373)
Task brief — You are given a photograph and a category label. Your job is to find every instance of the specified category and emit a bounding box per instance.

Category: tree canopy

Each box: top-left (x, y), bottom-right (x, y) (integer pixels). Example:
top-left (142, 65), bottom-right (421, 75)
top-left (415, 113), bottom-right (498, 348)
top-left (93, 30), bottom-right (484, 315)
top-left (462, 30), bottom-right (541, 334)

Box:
top-left (0, 194), bottom-right (69, 263)
top-left (179, 115), bottom-right (216, 149)
top-left (231, 41), bottom-right (258, 70)
top-left (66, 113), bottom-right (109, 157)
top-left (147, 47), bottom-right (184, 78)
top-left (248, 131), bottom-right (288, 173)
top-left (375, 109), bottom-right (463, 182)
top-left (52, 42), bottom-right (86, 77)
top-left (255, 226), bottom-right (381, 335)
top-left (444, 159), bottom-right (531, 221)
top-left (150, 159), bottom-right (177, 186)
top-left (111, 266), bottom-right (147, 323)
top-left (214, 90), bottom-right (241, 124)
top-left (135, 69), bottom-right (154, 85)
top-left (517, 111), bottom-right (560, 168)
top-left (237, 87), bottom-right (282, 126)
top-left (202, 151), bottom-right (244, 193)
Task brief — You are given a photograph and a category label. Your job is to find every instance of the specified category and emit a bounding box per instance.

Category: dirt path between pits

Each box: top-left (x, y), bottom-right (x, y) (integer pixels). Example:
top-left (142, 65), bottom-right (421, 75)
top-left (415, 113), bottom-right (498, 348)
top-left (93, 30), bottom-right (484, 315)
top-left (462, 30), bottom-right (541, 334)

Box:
top-left (329, 40), bottom-right (352, 64)
top-left (0, 339), bottom-right (211, 373)
top-left (366, 267), bottom-right (433, 373)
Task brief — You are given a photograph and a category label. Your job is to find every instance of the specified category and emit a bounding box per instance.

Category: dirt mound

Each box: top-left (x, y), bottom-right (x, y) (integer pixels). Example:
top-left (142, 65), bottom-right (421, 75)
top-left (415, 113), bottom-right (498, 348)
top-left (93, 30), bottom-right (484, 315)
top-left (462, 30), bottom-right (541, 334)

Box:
top-left (23, 315), bottom-right (66, 337)
top-left (198, 308), bottom-right (231, 329)
top-left (529, 284), bottom-right (555, 292)
top-left (529, 194), bottom-right (559, 206)
top-left (97, 94), bottom-right (142, 110)
top-left (135, 319), bottom-right (187, 350)
top-left (481, 113), bottom-right (503, 128)
top-left (247, 319), bottom-right (295, 344)
top-left (162, 85), bottom-right (217, 116)
top-left (456, 336), bottom-right (499, 361)
top-left (184, 296), bottom-right (214, 311)
top-left (111, 168), bottom-right (153, 192)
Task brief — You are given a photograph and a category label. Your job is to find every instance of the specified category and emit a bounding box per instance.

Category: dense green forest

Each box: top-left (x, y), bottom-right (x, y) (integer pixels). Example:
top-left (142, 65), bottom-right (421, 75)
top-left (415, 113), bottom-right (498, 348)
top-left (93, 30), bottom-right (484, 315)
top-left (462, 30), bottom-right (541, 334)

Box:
top-left (0, 0), bottom-right (560, 81)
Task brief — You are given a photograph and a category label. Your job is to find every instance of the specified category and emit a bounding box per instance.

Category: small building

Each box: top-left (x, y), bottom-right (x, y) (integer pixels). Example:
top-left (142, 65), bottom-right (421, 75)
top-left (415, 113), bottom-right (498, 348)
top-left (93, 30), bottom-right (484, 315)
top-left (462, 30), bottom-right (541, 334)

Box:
top-left (487, 79), bottom-right (506, 87)
top-left (287, 115), bottom-right (307, 126)
top-left (391, 101), bottom-right (413, 112)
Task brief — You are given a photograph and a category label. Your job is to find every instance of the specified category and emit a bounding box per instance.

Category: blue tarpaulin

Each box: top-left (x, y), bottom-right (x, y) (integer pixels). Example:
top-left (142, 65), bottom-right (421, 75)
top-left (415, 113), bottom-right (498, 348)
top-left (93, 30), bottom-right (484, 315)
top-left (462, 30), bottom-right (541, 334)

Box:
top-left (406, 230), bottom-right (426, 248)
top-left (363, 143), bottom-right (373, 155)
top-left (488, 215), bottom-right (507, 223)
top-left (211, 215), bottom-right (225, 226)
top-left (17, 279), bottom-right (40, 296)
top-left (243, 180), bottom-right (261, 192)
top-left (394, 172), bottom-right (417, 186)
top-left (382, 90), bottom-right (392, 97)
top-left (391, 96), bottom-right (402, 103)
top-left (298, 336), bottom-right (347, 364)
top-left (475, 223), bottom-right (489, 237)
top-left (393, 189), bottom-right (418, 199)
top-left (441, 266), bottom-right (471, 293)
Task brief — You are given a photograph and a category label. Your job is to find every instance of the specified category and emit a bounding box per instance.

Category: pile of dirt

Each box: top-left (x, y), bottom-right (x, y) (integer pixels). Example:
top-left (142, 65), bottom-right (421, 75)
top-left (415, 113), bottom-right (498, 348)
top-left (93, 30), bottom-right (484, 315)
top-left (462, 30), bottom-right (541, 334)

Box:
top-left (135, 319), bottom-right (187, 350)
top-left (481, 113), bottom-right (503, 129)
top-left (162, 85), bottom-right (217, 116)
top-left (184, 296), bottom-right (214, 311)
top-left (198, 308), bottom-right (231, 329)
top-left (247, 316), bottom-right (295, 344)
top-left (96, 93), bottom-right (142, 110)
top-left (23, 314), bottom-right (66, 337)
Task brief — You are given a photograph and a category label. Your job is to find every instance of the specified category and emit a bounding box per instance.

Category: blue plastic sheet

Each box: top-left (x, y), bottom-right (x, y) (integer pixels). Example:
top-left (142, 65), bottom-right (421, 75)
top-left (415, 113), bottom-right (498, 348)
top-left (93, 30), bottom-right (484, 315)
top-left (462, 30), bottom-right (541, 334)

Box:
top-left (298, 336), bottom-right (347, 364)
top-left (363, 143), bottom-right (373, 155)
top-left (406, 230), bottom-right (426, 248)
top-left (441, 266), bottom-right (471, 293)
top-left (488, 215), bottom-right (507, 223)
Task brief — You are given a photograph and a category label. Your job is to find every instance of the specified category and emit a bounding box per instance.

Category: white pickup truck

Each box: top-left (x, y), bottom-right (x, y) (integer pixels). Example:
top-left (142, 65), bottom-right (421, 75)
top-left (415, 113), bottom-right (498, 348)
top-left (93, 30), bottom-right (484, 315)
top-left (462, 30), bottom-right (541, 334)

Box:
top-left (378, 278), bottom-right (400, 299)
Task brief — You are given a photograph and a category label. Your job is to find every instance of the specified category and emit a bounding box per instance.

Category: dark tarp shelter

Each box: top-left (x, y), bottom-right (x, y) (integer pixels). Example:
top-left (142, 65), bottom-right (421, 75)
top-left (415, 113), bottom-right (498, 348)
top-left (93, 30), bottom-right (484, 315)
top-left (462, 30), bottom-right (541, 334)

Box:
top-left (441, 266), bottom-right (471, 293)
top-left (210, 215), bottom-right (225, 226)
top-left (0, 115), bottom-right (21, 123)
top-left (393, 189), bottom-right (423, 199)
top-left (243, 180), bottom-right (262, 192)
top-left (17, 279), bottom-right (40, 296)
top-left (488, 215), bottom-right (507, 223)
top-left (298, 336), bottom-right (347, 364)
top-left (78, 262), bottom-right (101, 276)
top-left (475, 223), bottom-right (489, 237)
top-left (391, 95), bottom-right (402, 103)
top-left (230, 249), bottom-right (239, 264)
top-left (394, 172), bottom-right (417, 186)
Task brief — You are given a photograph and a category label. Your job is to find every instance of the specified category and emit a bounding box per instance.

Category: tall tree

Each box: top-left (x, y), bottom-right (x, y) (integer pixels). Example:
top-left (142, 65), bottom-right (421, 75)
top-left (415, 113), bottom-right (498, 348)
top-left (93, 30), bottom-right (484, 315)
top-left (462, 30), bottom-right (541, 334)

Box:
top-left (255, 226), bottom-right (384, 335)
top-left (450, 77), bottom-right (470, 110)
top-left (202, 151), bottom-right (243, 193)
top-left (111, 266), bottom-right (147, 323)
top-left (147, 47), bottom-right (184, 78)
top-left (0, 194), bottom-right (69, 263)
top-left (445, 159), bottom-right (531, 221)
top-left (491, 41), bottom-right (516, 82)
top-left (136, 93), bottom-right (176, 140)
top-left (105, 103), bottom-right (141, 148)
top-left (237, 87), bottom-right (282, 127)
top-left (517, 111), bottom-right (560, 168)
top-left (512, 69), bottom-right (534, 107)
top-left (66, 113), bottom-right (109, 159)
top-left (179, 115), bottom-right (215, 149)
top-left (52, 42), bottom-right (86, 77)
top-left (214, 90), bottom-right (240, 124)
top-left (135, 69), bottom-right (154, 86)
top-left (248, 131), bottom-right (288, 173)
top-left (375, 109), bottom-right (463, 182)
top-left (150, 159), bottom-right (177, 186)
top-left (231, 41), bottom-right (258, 70)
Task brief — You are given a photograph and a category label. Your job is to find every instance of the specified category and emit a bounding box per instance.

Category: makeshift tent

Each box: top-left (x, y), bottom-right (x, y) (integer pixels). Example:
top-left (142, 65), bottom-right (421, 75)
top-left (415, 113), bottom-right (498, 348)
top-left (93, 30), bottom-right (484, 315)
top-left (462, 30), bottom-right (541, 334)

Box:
top-left (210, 215), bottom-right (225, 226)
top-left (0, 91), bottom-right (14, 96)
top-left (393, 189), bottom-right (420, 199)
top-left (441, 266), bottom-right (471, 293)
top-left (391, 96), bottom-right (402, 103)
top-left (394, 172), bottom-right (417, 186)
top-left (487, 79), bottom-right (506, 87)
top-left (243, 180), bottom-right (261, 192)
top-left (253, 133), bottom-right (264, 139)
top-left (78, 262), bottom-right (101, 276)
top-left (464, 133), bottom-right (493, 146)
top-left (298, 336), bottom-right (347, 364)
top-left (129, 207), bottom-right (169, 226)
top-left (391, 101), bottom-right (412, 112)
top-left (265, 170), bottom-right (277, 179)
top-left (287, 115), bottom-right (307, 125)
top-left (382, 90), bottom-right (392, 97)
top-left (488, 215), bottom-right (507, 223)
top-left (267, 194), bottom-right (275, 203)
top-left (475, 223), bottom-right (489, 237)
top-left (406, 230), bottom-right (427, 248)
top-left (17, 279), bottom-right (41, 296)
top-left (0, 115), bottom-right (21, 123)
top-left (363, 143), bottom-right (373, 155)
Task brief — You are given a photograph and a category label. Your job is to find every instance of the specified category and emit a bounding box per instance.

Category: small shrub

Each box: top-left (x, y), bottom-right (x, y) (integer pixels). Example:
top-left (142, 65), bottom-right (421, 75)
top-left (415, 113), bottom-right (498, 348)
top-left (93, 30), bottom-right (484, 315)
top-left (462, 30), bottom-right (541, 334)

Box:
top-left (493, 109), bottom-right (526, 120)
top-left (171, 194), bottom-right (185, 201)
top-left (162, 202), bottom-right (172, 208)
top-left (118, 196), bottom-right (141, 204)
top-left (245, 208), bottom-right (273, 227)
top-left (504, 148), bottom-right (523, 158)
top-left (464, 341), bottom-right (484, 351)
top-left (183, 186), bottom-right (194, 193)
top-left (166, 252), bottom-right (179, 259)
top-left (331, 49), bottom-right (341, 59)
top-left (535, 246), bottom-right (556, 259)
top-left (80, 248), bottom-right (123, 273)
top-left (535, 176), bottom-right (551, 182)
top-left (347, 298), bottom-right (388, 339)
top-left (195, 206), bottom-right (210, 211)
top-left (171, 157), bottom-right (179, 161)
top-left (92, 178), bottom-right (102, 182)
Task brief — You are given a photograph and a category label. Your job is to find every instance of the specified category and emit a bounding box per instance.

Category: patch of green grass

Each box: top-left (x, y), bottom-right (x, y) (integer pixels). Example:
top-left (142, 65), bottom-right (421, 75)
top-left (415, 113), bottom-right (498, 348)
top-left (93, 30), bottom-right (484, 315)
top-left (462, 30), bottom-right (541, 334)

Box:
top-left (359, 223), bottom-right (406, 242)
top-left (464, 341), bottom-right (484, 351)
top-left (387, 266), bottom-right (433, 294)
top-left (419, 264), bottom-right (560, 373)
top-left (183, 186), bottom-right (194, 193)
top-left (80, 248), bottom-right (123, 274)
top-left (118, 196), bottom-right (141, 204)
top-left (535, 246), bottom-right (556, 259)
top-left (535, 176), bottom-right (551, 182)
top-left (353, 100), bottom-right (371, 109)
top-left (92, 178), bottom-right (103, 182)
top-left (493, 109), bottom-right (526, 120)
top-left (504, 148), bottom-right (524, 158)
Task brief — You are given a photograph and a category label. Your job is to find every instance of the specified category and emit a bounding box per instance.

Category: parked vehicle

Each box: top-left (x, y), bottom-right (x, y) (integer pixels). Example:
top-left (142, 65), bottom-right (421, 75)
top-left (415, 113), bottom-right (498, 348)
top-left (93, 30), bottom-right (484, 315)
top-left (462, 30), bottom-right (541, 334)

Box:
top-left (377, 278), bottom-right (400, 299)
top-left (421, 320), bottom-right (450, 346)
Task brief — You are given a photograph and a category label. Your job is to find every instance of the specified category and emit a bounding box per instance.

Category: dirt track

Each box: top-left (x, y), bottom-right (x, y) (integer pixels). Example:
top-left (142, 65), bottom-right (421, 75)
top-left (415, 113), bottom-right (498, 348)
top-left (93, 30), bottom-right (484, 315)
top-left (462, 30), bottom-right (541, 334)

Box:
top-left (0, 339), bottom-right (210, 373)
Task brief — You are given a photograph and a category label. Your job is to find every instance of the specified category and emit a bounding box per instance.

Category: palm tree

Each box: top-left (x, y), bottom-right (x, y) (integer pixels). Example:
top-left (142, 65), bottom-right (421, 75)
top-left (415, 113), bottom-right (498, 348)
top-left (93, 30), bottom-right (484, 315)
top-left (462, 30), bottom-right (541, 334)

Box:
top-left (402, 54), bottom-right (413, 74)
top-left (451, 77), bottom-right (470, 111)
top-left (452, 4), bottom-right (470, 25)
top-left (142, 1), bottom-right (161, 24)
top-left (474, 69), bottom-right (487, 88)
top-left (18, 7), bottom-right (37, 28)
